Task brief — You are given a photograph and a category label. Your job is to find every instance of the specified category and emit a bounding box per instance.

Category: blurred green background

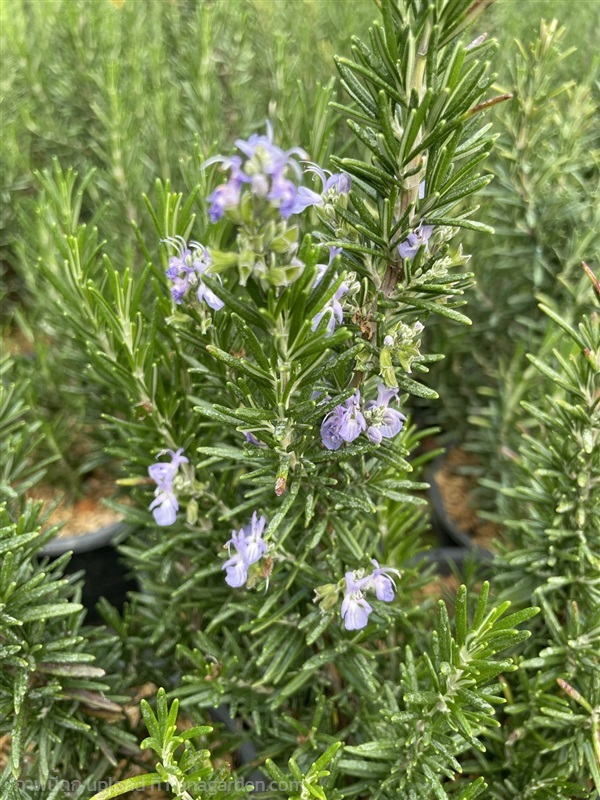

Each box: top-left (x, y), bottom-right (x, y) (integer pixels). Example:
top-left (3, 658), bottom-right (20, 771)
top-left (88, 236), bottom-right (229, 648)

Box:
top-left (2, 0), bottom-right (598, 267)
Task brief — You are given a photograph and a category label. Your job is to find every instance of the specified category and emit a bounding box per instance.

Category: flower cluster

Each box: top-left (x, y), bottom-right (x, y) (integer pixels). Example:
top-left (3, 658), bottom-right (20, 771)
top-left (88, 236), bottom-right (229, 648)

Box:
top-left (207, 125), bottom-right (350, 223)
top-left (222, 512), bottom-right (268, 588)
top-left (148, 448), bottom-right (189, 526)
top-left (163, 236), bottom-right (224, 310)
top-left (320, 385), bottom-right (406, 450)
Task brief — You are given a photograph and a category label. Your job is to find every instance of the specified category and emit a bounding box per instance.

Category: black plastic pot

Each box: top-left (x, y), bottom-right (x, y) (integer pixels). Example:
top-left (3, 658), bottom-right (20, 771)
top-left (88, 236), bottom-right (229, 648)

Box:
top-left (422, 546), bottom-right (492, 576)
top-left (38, 523), bottom-right (136, 625)
top-left (209, 705), bottom-right (261, 779)
top-left (428, 454), bottom-right (493, 559)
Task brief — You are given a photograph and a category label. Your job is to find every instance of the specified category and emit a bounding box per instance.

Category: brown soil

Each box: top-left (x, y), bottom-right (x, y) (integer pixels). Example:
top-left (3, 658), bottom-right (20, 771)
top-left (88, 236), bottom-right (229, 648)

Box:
top-left (0, 734), bottom-right (9, 771)
top-left (2, 328), bottom-right (35, 358)
top-left (435, 447), bottom-right (502, 550)
top-left (417, 573), bottom-right (461, 600)
top-left (28, 476), bottom-right (124, 539)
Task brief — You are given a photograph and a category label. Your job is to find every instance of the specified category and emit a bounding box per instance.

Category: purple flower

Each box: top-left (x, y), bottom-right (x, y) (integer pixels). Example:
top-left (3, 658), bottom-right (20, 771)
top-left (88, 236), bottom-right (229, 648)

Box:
top-left (234, 123), bottom-right (307, 179)
top-left (332, 560), bottom-right (402, 630)
top-left (222, 512), bottom-right (267, 588)
top-left (244, 431), bottom-right (264, 446)
top-left (325, 172), bottom-right (352, 195)
top-left (206, 155), bottom-right (251, 221)
top-left (328, 245), bottom-right (344, 262)
top-left (312, 281), bottom-right (348, 335)
top-left (312, 247), bottom-right (348, 335)
top-left (196, 279), bottom-right (225, 311)
top-left (206, 127), bottom-right (347, 222)
top-left (341, 572), bottom-right (372, 630)
top-left (339, 391), bottom-right (367, 442)
top-left (313, 246), bottom-right (343, 286)
top-left (165, 238), bottom-right (199, 302)
top-left (320, 391), bottom-right (366, 450)
top-left (240, 511), bottom-right (268, 565)
top-left (304, 163), bottom-right (352, 205)
top-left (363, 559), bottom-right (401, 602)
top-left (163, 237), bottom-right (224, 310)
top-left (364, 384), bottom-right (406, 444)
top-left (398, 223), bottom-right (434, 260)
top-left (223, 534), bottom-right (250, 587)
top-left (265, 176), bottom-right (296, 218)
top-left (290, 186), bottom-right (325, 216)
top-left (320, 404), bottom-right (348, 451)
top-left (207, 180), bottom-right (242, 222)
top-left (148, 448), bottom-right (189, 526)
top-left (149, 492), bottom-right (178, 527)
top-left (222, 550), bottom-right (249, 588)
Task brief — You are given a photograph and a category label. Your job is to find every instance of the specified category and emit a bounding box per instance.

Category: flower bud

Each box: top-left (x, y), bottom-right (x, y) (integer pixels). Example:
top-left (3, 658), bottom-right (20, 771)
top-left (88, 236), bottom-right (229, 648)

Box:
top-left (314, 583), bottom-right (340, 612)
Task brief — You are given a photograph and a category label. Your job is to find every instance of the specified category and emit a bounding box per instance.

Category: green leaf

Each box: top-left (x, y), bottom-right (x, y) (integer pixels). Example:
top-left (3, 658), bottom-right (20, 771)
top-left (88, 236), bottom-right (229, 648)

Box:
top-left (89, 773), bottom-right (163, 800)
top-left (407, 296), bottom-right (471, 325)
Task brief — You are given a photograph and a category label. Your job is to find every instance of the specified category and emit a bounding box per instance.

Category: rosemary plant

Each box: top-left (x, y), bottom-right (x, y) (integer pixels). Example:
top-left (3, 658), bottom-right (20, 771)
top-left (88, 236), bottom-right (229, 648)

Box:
top-left (429, 18), bottom-right (600, 446)
top-left (3, 0), bottom-right (543, 797)
top-left (11, 0), bottom-right (598, 797)
top-left (482, 269), bottom-right (600, 798)
top-left (0, 497), bottom-right (137, 794)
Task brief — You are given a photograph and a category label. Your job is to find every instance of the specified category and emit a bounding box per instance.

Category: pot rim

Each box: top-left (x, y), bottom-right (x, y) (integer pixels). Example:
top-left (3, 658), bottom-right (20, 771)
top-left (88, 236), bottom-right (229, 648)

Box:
top-left (428, 451), bottom-right (493, 555)
top-left (38, 522), bottom-right (127, 556)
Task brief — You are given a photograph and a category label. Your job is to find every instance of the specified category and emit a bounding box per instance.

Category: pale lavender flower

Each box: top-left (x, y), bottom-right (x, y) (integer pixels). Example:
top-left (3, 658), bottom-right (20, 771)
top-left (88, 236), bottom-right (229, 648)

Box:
top-left (222, 550), bottom-right (249, 588)
top-left (206, 155), bottom-right (249, 221)
top-left (164, 237), bottom-right (199, 302)
top-left (234, 123), bottom-right (307, 179)
top-left (196, 278), bottom-right (225, 311)
top-left (264, 175), bottom-right (299, 219)
top-left (163, 237), bottom-right (224, 310)
top-left (364, 559), bottom-right (401, 602)
top-left (320, 404), bottom-right (348, 451)
top-left (314, 246), bottom-right (343, 286)
top-left (320, 391), bottom-right (366, 450)
top-left (244, 431), bottom-right (264, 446)
top-left (222, 512), bottom-right (267, 588)
top-left (304, 163), bottom-right (352, 205)
top-left (148, 448), bottom-right (189, 526)
top-left (288, 186), bottom-right (324, 217)
top-left (341, 572), bottom-right (372, 630)
top-left (207, 181), bottom-right (242, 222)
top-left (312, 281), bottom-right (348, 335)
top-left (364, 384), bottom-right (406, 444)
top-left (149, 492), bottom-right (178, 527)
top-left (239, 511), bottom-right (268, 566)
top-left (312, 247), bottom-right (347, 334)
top-left (339, 391), bottom-right (367, 442)
top-left (398, 223), bottom-right (434, 260)
top-left (325, 172), bottom-right (352, 195)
